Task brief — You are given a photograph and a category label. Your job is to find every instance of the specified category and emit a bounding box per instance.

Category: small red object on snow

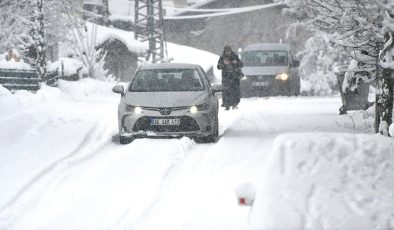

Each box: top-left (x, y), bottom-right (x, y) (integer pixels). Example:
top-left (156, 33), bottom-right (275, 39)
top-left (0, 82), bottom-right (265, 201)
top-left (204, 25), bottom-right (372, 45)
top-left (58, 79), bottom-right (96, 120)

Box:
top-left (238, 198), bottom-right (246, 206)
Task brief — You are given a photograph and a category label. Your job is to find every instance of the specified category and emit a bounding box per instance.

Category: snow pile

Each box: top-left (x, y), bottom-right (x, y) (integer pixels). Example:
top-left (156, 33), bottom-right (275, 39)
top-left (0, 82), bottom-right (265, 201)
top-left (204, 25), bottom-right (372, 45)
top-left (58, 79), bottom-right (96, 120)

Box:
top-left (0, 85), bottom-right (63, 144)
top-left (250, 133), bottom-right (394, 229)
top-left (0, 60), bottom-right (32, 70)
top-left (0, 49), bottom-right (31, 70)
top-left (340, 105), bottom-right (375, 133)
top-left (0, 85), bottom-right (11, 96)
top-left (57, 78), bottom-right (117, 99)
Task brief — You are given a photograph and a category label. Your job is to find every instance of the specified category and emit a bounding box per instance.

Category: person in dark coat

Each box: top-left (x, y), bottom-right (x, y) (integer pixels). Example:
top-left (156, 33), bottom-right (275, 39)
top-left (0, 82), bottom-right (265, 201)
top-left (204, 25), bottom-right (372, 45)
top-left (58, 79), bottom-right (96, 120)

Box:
top-left (217, 46), bottom-right (244, 110)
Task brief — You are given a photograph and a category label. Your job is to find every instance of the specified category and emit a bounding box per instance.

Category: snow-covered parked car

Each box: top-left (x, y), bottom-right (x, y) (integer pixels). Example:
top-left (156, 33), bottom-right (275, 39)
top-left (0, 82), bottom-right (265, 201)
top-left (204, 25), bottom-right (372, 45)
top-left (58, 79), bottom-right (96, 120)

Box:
top-left (48, 58), bottom-right (88, 81)
top-left (112, 63), bottom-right (221, 144)
top-left (240, 43), bottom-right (300, 97)
top-left (248, 133), bottom-right (394, 229)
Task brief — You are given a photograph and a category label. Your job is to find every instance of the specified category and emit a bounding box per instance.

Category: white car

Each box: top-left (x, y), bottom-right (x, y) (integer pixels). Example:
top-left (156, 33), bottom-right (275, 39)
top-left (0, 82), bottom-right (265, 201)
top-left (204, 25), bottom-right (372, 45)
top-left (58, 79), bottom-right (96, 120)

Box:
top-left (112, 63), bottom-right (221, 144)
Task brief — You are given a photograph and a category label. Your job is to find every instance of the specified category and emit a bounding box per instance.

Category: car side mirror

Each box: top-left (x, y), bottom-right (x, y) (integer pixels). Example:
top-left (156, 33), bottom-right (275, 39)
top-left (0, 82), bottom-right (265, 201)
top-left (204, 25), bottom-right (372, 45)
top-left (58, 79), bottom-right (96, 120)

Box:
top-left (238, 48), bottom-right (243, 59)
top-left (211, 83), bottom-right (223, 94)
top-left (112, 85), bottom-right (124, 96)
top-left (293, 60), bottom-right (300, 67)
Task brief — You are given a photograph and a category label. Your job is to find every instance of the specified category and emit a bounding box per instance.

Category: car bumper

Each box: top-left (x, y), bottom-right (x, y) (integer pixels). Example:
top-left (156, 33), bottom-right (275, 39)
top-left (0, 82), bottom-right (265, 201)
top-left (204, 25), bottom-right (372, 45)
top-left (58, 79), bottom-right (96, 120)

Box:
top-left (240, 79), bottom-right (291, 96)
top-left (119, 108), bottom-right (215, 138)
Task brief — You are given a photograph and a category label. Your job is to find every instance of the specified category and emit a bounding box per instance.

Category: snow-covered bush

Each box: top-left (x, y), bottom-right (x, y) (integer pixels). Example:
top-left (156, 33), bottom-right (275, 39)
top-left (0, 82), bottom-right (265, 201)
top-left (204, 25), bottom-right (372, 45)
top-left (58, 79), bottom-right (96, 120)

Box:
top-left (298, 33), bottom-right (341, 95)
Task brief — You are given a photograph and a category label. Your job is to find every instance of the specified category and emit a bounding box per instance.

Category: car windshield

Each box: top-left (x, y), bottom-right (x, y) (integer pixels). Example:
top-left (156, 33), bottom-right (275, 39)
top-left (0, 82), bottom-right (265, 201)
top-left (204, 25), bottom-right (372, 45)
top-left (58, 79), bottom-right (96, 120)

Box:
top-left (242, 50), bottom-right (288, 66)
top-left (129, 69), bottom-right (205, 92)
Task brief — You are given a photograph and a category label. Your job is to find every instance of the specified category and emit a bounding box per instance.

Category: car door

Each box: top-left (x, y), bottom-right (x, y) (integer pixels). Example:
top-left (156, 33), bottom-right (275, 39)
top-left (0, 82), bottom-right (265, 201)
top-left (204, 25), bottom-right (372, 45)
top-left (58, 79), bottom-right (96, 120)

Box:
top-left (288, 51), bottom-right (299, 82)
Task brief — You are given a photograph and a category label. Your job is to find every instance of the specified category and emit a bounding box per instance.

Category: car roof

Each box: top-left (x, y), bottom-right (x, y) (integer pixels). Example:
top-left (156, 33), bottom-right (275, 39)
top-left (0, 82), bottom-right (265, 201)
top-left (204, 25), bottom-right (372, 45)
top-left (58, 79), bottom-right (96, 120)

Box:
top-left (139, 63), bottom-right (201, 70)
top-left (243, 43), bottom-right (292, 52)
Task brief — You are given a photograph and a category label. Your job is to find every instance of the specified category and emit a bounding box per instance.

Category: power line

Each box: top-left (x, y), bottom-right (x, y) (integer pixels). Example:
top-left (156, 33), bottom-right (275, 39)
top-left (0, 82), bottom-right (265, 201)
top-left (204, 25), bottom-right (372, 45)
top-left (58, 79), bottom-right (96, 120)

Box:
top-left (164, 2), bottom-right (286, 20)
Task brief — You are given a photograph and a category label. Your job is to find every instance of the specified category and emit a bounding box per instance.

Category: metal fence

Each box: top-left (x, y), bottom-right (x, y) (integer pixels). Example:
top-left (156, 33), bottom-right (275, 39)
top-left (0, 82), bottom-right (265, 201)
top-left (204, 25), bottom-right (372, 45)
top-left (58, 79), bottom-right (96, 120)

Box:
top-left (0, 68), bottom-right (59, 91)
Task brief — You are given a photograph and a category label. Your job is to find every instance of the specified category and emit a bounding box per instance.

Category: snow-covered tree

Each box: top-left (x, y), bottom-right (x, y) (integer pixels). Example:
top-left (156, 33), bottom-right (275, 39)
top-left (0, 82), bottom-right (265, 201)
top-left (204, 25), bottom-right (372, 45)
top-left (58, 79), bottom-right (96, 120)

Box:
top-left (0, 0), bottom-right (80, 79)
top-left (67, 22), bottom-right (110, 80)
top-left (298, 32), bottom-right (343, 95)
top-left (376, 0), bottom-right (394, 135)
top-left (285, 0), bottom-right (394, 135)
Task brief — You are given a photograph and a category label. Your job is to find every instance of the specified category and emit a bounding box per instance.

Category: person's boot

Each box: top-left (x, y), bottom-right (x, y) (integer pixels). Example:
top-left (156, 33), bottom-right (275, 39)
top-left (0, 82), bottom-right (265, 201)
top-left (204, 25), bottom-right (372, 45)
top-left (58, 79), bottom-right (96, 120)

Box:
top-left (225, 106), bottom-right (230, 111)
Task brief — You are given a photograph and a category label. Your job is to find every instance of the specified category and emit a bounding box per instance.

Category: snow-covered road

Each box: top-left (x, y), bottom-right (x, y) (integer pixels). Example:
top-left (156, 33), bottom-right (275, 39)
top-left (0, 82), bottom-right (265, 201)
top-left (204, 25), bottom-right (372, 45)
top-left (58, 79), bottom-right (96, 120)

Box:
top-left (0, 80), bottom-right (374, 229)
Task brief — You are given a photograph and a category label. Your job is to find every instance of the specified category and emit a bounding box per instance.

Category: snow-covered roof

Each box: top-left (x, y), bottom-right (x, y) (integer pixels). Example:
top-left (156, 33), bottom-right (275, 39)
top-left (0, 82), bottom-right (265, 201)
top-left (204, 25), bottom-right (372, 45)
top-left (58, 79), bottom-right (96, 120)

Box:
top-left (187, 0), bottom-right (217, 9)
top-left (89, 23), bottom-right (148, 54)
top-left (243, 43), bottom-right (292, 52)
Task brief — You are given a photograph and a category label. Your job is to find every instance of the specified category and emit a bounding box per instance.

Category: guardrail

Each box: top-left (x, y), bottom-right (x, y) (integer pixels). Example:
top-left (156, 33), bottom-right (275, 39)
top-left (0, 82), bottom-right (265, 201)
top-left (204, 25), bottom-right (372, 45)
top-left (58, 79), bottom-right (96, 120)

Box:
top-left (0, 68), bottom-right (59, 91)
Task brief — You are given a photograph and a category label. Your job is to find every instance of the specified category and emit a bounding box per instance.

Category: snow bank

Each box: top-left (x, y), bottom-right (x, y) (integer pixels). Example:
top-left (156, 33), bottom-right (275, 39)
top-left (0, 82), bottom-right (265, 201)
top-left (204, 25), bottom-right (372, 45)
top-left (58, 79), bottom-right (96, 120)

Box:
top-left (0, 85), bottom-right (11, 96)
top-left (57, 78), bottom-right (117, 99)
top-left (250, 133), bottom-right (394, 229)
top-left (0, 85), bottom-right (63, 137)
top-left (339, 105), bottom-right (375, 133)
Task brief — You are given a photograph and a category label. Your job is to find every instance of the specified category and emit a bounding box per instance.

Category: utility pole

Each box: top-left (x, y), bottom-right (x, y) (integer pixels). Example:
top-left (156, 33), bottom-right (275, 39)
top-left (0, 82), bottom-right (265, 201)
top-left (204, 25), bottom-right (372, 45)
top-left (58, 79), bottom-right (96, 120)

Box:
top-left (134, 0), bottom-right (167, 63)
top-left (33, 0), bottom-right (46, 80)
top-left (103, 0), bottom-right (109, 25)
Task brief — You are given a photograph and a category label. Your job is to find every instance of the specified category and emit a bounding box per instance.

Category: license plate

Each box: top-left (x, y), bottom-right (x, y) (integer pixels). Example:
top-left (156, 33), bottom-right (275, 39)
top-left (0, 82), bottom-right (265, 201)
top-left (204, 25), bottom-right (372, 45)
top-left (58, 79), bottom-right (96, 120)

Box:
top-left (150, 118), bottom-right (181, 126)
top-left (252, 81), bottom-right (269, 86)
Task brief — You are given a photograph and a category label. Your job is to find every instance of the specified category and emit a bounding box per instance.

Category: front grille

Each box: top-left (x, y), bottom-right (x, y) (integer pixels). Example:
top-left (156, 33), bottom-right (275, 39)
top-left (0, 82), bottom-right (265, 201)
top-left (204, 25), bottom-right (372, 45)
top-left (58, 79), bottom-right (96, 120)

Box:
top-left (142, 106), bottom-right (189, 115)
top-left (132, 116), bottom-right (200, 132)
top-left (248, 75), bottom-right (276, 81)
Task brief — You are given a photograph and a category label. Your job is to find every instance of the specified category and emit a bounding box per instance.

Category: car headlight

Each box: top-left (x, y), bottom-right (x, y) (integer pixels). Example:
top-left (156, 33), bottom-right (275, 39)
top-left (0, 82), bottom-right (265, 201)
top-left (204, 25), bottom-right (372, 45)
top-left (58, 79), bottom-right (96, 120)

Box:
top-left (275, 73), bottom-right (289, 81)
top-left (190, 103), bottom-right (210, 114)
top-left (125, 104), bottom-right (142, 114)
top-left (134, 106), bottom-right (142, 114)
top-left (190, 105), bottom-right (198, 114)
top-left (241, 75), bottom-right (247, 80)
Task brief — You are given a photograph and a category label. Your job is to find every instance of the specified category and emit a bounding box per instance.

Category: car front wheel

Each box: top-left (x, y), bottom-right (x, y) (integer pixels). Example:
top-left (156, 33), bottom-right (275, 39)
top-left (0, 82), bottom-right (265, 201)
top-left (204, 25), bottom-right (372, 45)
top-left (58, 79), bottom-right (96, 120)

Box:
top-left (194, 113), bottom-right (219, 144)
top-left (119, 135), bottom-right (134, 145)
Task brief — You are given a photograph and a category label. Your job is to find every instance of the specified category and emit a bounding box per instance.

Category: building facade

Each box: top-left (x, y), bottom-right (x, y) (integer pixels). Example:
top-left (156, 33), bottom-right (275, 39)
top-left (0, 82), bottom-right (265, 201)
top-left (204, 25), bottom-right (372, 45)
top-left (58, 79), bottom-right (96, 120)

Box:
top-left (164, 0), bottom-right (306, 55)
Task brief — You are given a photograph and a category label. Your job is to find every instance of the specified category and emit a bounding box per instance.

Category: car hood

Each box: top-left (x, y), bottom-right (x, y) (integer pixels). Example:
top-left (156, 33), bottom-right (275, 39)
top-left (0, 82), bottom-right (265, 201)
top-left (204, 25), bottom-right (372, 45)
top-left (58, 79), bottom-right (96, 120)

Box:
top-left (124, 91), bottom-right (207, 107)
top-left (242, 66), bottom-right (289, 76)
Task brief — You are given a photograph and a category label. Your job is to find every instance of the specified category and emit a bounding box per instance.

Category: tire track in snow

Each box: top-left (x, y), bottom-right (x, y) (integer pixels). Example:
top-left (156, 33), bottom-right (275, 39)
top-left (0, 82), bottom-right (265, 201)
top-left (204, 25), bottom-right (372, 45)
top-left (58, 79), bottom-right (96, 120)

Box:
top-left (0, 115), bottom-right (115, 228)
top-left (114, 139), bottom-right (195, 228)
